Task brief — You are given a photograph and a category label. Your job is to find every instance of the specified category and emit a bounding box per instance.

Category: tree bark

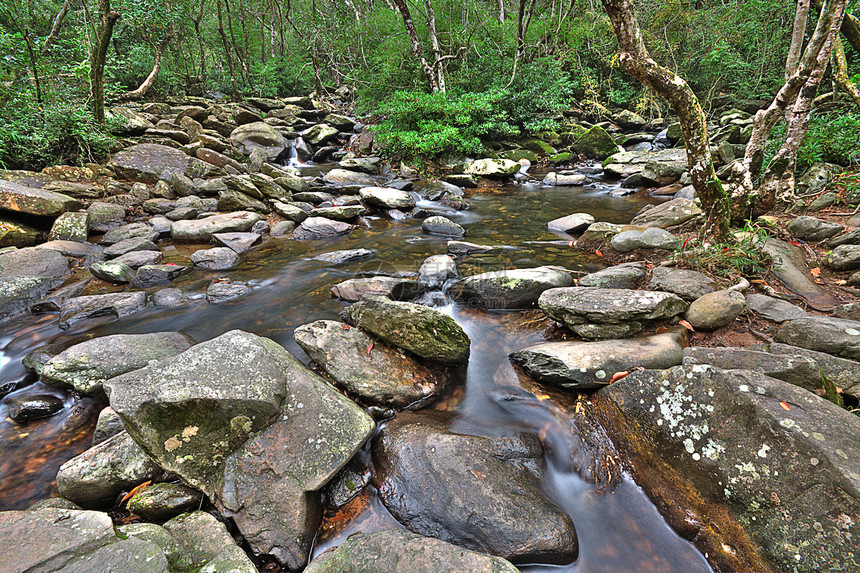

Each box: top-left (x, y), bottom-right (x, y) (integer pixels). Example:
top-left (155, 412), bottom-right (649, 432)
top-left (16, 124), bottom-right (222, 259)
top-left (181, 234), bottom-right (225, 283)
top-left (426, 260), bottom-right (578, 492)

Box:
top-left (424, 0), bottom-right (446, 92)
top-left (497, 0), bottom-right (505, 23)
top-left (600, 0), bottom-right (731, 241)
top-left (391, 0), bottom-right (440, 92)
top-left (89, 0), bottom-right (120, 124)
top-left (192, 0), bottom-right (207, 82)
top-left (41, 0), bottom-right (70, 54)
top-left (121, 34), bottom-right (172, 100)
top-left (785, 0), bottom-right (810, 80)
top-left (217, 0), bottom-right (238, 94)
top-left (833, 37), bottom-right (860, 109)
top-left (812, 0), bottom-right (860, 54)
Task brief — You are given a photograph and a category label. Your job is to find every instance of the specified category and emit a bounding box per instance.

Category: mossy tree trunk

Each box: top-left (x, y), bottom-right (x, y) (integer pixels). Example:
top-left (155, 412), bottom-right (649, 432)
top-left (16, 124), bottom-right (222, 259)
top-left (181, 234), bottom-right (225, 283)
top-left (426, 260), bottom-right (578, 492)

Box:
top-left (600, 0), bottom-right (731, 242)
top-left (89, 0), bottom-right (120, 124)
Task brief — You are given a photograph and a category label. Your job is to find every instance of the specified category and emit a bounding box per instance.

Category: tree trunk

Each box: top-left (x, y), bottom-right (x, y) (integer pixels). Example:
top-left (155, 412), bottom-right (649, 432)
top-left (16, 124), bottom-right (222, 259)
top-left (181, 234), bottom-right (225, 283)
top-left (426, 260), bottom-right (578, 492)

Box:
top-left (786, 0), bottom-right (810, 80)
top-left (217, 0), bottom-right (238, 94)
top-left (424, 0), bottom-right (446, 92)
top-left (193, 0), bottom-right (207, 82)
top-left (391, 0), bottom-right (440, 92)
top-left (599, 0), bottom-right (731, 241)
top-left (812, 0), bottom-right (860, 53)
top-left (41, 0), bottom-right (70, 54)
top-left (121, 35), bottom-right (171, 100)
top-left (833, 38), bottom-right (860, 109)
top-left (89, 0), bottom-right (120, 124)
top-left (497, 0), bottom-right (504, 23)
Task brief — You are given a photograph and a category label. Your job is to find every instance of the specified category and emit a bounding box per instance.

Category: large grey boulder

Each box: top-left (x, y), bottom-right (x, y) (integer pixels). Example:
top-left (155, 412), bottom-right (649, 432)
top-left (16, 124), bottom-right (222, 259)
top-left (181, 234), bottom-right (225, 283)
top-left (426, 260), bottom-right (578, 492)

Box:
top-left (685, 289), bottom-right (746, 331)
top-left (293, 216), bottom-right (357, 239)
top-left (682, 346), bottom-right (824, 392)
top-left (0, 247), bottom-right (70, 321)
top-left (373, 410), bottom-right (578, 564)
top-left (422, 215), bottom-right (465, 237)
top-left (610, 227), bottom-right (679, 252)
top-left (304, 530), bottom-right (520, 573)
top-left (359, 186), bottom-right (416, 209)
top-left (190, 247), bottom-right (240, 270)
top-left (775, 316), bottom-right (860, 359)
top-left (109, 143), bottom-right (218, 183)
top-left (344, 296), bottom-right (470, 365)
top-left (99, 222), bottom-right (159, 246)
top-left (229, 121), bottom-right (287, 159)
top-left (294, 320), bottom-right (452, 408)
top-left (823, 244), bottom-right (860, 271)
top-left (171, 211), bottom-right (263, 242)
top-left (323, 169), bottom-right (376, 187)
top-left (330, 276), bottom-right (424, 302)
top-left (592, 365), bottom-right (860, 573)
top-left (0, 179), bottom-right (82, 217)
top-left (125, 483), bottom-right (202, 522)
top-left (510, 331), bottom-right (686, 390)
top-left (745, 293), bottom-right (808, 322)
top-left (40, 332), bottom-right (195, 397)
top-left (629, 198), bottom-right (702, 228)
top-left (577, 263), bottom-right (645, 289)
top-left (787, 216), bottom-right (843, 242)
top-left (648, 266), bottom-right (715, 302)
top-left (448, 267), bottom-right (573, 309)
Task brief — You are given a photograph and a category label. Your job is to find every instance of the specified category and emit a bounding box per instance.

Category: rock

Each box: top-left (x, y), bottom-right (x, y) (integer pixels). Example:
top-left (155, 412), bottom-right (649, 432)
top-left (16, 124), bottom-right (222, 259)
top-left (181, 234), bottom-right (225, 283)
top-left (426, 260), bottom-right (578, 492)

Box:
top-left (359, 186), bottom-right (415, 209)
top-left (313, 205), bottom-right (366, 221)
top-left (422, 215), bottom-right (465, 237)
top-left (648, 266), bottom-right (716, 302)
top-left (230, 121), bottom-right (287, 158)
top-left (541, 172), bottom-right (589, 186)
top-left (100, 222), bottom-right (159, 245)
top-left (797, 162), bottom-right (841, 195)
top-left (0, 179), bottom-right (83, 216)
top-left (510, 330), bottom-right (686, 390)
top-left (89, 260), bottom-right (135, 284)
top-left (112, 106), bottom-right (155, 134)
top-left (823, 244), bottom-right (860, 271)
top-left (591, 365), bottom-right (860, 573)
top-left (162, 511), bottom-right (256, 573)
top-left (373, 410), bottom-right (578, 564)
top-left (93, 407), bottom-right (124, 445)
top-left (152, 288), bottom-right (187, 307)
top-left (751, 341), bottom-right (860, 399)
top-left (344, 296), bottom-right (470, 365)
top-left (465, 158), bottom-right (520, 177)
top-left (610, 227), bottom-right (679, 252)
top-left (41, 332), bottom-right (195, 397)
top-left (447, 240), bottom-right (492, 255)
top-left (323, 169), bottom-right (376, 187)
top-left (629, 198), bottom-right (702, 228)
top-left (58, 292), bottom-right (147, 329)
top-left (171, 211), bottom-right (263, 242)
top-left (37, 240), bottom-right (103, 261)
top-left (538, 287), bottom-right (688, 339)
top-left (0, 247), bottom-right (70, 321)
top-left (295, 319), bottom-right (453, 409)
top-left (569, 125), bottom-right (619, 159)
top-left (827, 229), bottom-right (860, 248)
top-left (615, 109), bottom-right (647, 129)
top-left (293, 216), bottom-right (357, 239)
top-left (0, 216), bottom-right (42, 247)
top-left (418, 254), bottom-right (457, 289)
top-left (331, 277), bottom-right (424, 302)
top-left (313, 249), bottom-right (374, 264)
top-left (682, 347), bottom-right (824, 391)
top-left (116, 523), bottom-right (193, 571)
top-left (50, 212), bottom-right (90, 241)
top-left (787, 216), bottom-right (843, 241)
top-left (834, 302), bottom-right (860, 321)
top-left (126, 483), bottom-right (202, 521)
top-left (547, 213), bottom-right (595, 234)
top-left (745, 293), bottom-right (808, 322)
top-left (763, 238), bottom-right (840, 310)
top-left (131, 264), bottom-right (188, 287)
top-left (270, 221), bottom-right (295, 236)
top-left (211, 232), bottom-right (261, 254)
top-left (775, 316), bottom-right (860, 359)
top-left (103, 237), bottom-right (159, 259)
top-left (143, 199), bottom-right (176, 215)
top-left (685, 289), bottom-right (745, 331)
top-left (578, 263), bottom-right (646, 289)
top-left (449, 267), bottom-right (573, 309)
top-left (190, 247), bottom-right (240, 270)
top-left (56, 432), bottom-right (163, 506)
top-left (6, 393), bottom-right (64, 422)
top-left (304, 530), bottom-right (520, 573)
top-left (206, 279), bottom-right (252, 303)
top-left (217, 189), bottom-right (269, 213)
top-left (109, 143), bottom-right (217, 183)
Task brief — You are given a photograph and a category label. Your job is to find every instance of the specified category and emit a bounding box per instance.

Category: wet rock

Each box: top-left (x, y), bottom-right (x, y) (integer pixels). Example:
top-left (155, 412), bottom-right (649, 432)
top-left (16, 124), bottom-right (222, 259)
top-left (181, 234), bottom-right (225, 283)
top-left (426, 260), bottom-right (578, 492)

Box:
top-left (323, 169), bottom-right (376, 187)
top-left (41, 332), bottom-right (195, 397)
top-left (648, 266), bottom-right (715, 302)
top-left (206, 279), bottom-right (251, 303)
top-left (823, 244), bottom-right (860, 271)
top-left (171, 211), bottom-right (263, 242)
top-left (152, 288), bottom-right (187, 307)
top-left (113, 249), bottom-right (162, 269)
top-left (788, 216), bottom-right (843, 242)
top-left (576, 221), bottom-right (624, 247)
top-left (547, 213), bottom-right (595, 234)
top-left (577, 263), bottom-right (645, 289)
top-left (0, 216), bottom-right (42, 247)
top-left (27, 497), bottom-right (82, 511)
top-left (6, 393), bottom-right (64, 422)
top-left (116, 522), bottom-right (193, 571)
top-left (190, 247), bottom-right (240, 270)
top-left (270, 221), bottom-right (295, 236)
top-left (541, 172), bottom-right (589, 186)
top-left (422, 215), bottom-right (465, 237)
top-left (0, 247), bottom-right (70, 321)
top-left (212, 232), bottom-right (261, 254)
top-left (109, 143), bottom-right (217, 183)
top-left (511, 331), bottom-right (686, 390)
top-left (304, 123), bottom-right (340, 145)
top-left (750, 342), bottom-right (860, 399)
top-left (0, 179), bottom-right (82, 216)
top-left (745, 293), bottom-right (807, 322)
top-left (89, 260), bottom-right (135, 283)
top-left (304, 529), bottom-right (520, 573)
top-left (295, 320), bottom-right (452, 408)
top-left (569, 125), bottom-right (621, 159)
top-left (50, 212), bottom-right (90, 241)
top-left (126, 483), bottom-right (202, 521)
top-left (591, 365), bottom-right (860, 573)
top-left (682, 347), bottom-right (823, 391)
top-left (610, 227), bottom-right (678, 252)
top-left (312, 248), bottom-right (373, 264)
top-left (418, 254), bottom-right (457, 289)
top-left (685, 289), bottom-right (745, 331)
top-left (230, 122), bottom-right (287, 159)
top-left (162, 511), bottom-right (256, 573)
top-left (331, 276), bottom-right (424, 302)
top-left (775, 316), bottom-right (860, 359)
top-left (344, 296), bottom-right (470, 365)
top-left (93, 407), bottom-right (124, 445)
top-left (359, 186), bottom-right (415, 209)
top-left (374, 410), bottom-right (578, 564)
top-left (99, 222), bottom-right (159, 246)
top-left (313, 205), bottom-right (366, 221)
top-left (538, 287), bottom-right (687, 339)
top-left (629, 198), bottom-right (702, 228)
top-left (447, 240), bottom-right (491, 255)
top-left (465, 158), bottom-right (520, 177)
top-left (57, 431), bottom-right (163, 506)
top-left (104, 237), bottom-right (159, 258)
top-left (323, 461), bottom-right (370, 509)
top-left (131, 264), bottom-right (188, 287)
top-left (294, 216), bottom-right (357, 239)
top-left (58, 292), bottom-right (147, 329)
top-left (449, 267), bottom-right (573, 309)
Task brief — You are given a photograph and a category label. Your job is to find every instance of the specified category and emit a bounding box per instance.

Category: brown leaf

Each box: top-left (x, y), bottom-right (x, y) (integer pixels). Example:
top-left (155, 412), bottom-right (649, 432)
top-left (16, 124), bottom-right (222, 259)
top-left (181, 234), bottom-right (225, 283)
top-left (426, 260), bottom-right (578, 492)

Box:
top-left (120, 481), bottom-right (152, 505)
top-left (779, 401), bottom-right (791, 411)
top-left (678, 319), bottom-right (695, 332)
top-left (469, 469), bottom-right (487, 480)
top-left (810, 267), bottom-right (821, 277)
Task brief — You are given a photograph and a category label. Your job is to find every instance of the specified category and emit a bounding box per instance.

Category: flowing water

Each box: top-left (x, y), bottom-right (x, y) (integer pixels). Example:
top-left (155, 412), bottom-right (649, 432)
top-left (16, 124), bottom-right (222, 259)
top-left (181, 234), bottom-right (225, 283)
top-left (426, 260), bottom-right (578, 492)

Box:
top-left (0, 174), bottom-right (711, 572)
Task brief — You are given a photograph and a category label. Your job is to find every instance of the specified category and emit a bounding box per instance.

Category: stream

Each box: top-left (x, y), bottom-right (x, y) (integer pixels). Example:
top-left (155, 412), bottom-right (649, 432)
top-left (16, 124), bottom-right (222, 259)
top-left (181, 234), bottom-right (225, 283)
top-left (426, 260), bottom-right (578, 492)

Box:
top-left (0, 170), bottom-right (712, 572)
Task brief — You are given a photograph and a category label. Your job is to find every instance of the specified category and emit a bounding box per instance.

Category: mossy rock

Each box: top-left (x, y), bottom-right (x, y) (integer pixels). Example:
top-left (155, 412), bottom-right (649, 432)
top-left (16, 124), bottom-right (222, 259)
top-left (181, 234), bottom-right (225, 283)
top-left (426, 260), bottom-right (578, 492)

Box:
top-left (569, 125), bottom-right (619, 160)
top-left (501, 149), bottom-right (539, 163)
top-left (522, 139), bottom-right (556, 156)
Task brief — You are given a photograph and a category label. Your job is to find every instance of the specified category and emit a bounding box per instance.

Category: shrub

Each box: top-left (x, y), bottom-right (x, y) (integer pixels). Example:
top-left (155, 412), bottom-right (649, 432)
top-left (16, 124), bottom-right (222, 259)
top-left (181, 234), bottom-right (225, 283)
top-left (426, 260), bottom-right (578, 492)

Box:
top-left (764, 111), bottom-right (860, 174)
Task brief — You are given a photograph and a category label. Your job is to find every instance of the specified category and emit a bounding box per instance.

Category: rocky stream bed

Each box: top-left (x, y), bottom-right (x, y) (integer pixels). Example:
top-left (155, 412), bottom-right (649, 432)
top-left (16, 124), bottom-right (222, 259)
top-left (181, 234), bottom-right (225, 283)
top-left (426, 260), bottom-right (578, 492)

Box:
top-left (0, 96), bottom-right (858, 572)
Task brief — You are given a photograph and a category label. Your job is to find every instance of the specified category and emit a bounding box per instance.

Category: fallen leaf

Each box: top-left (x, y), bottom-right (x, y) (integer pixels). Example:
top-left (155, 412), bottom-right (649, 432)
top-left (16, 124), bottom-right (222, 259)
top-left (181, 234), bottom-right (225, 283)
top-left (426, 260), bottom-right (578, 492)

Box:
top-left (836, 279), bottom-right (847, 285)
top-left (779, 401), bottom-right (791, 411)
top-left (595, 249), bottom-right (603, 257)
top-left (609, 371), bottom-right (630, 384)
top-left (678, 319), bottom-right (696, 332)
top-left (469, 469), bottom-right (487, 480)
top-left (810, 267), bottom-right (821, 277)
top-left (750, 279), bottom-right (768, 285)
top-left (366, 342), bottom-right (374, 355)
top-left (120, 481), bottom-right (152, 504)
top-left (341, 323), bottom-right (351, 330)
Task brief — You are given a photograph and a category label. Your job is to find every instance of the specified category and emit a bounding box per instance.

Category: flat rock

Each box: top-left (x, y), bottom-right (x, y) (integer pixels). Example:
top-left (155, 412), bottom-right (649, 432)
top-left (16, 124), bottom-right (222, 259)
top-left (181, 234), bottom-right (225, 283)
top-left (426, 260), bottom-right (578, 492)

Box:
top-left (629, 198), bottom-right (702, 228)
top-left (312, 249), bottom-right (373, 264)
top-left (206, 279), bottom-right (252, 303)
top-left (212, 232), bottom-right (261, 254)
top-left (578, 263), bottom-right (646, 289)
top-left (0, 247), bottom-right (70, 321)
top-left (763, 238), bottom-right (840, 310)
top-left (787, 216), bottom-right (843, 242)
top-left (190, 246), bottom-right (240, 270)
top-left (648, 266), bottom-right (715, 302)
top-left (89, 261), bottom-right (135, 284)
top-left (131, 264), bottom-right (188, 287)
top-left (162, 511), bottom-right (256, 572)
top-left (745, 293), bottom-right (808, 322)
top-left (293, 216), bottom-right (357, 239)
top-left (775, 316), bottom-right (860, 360)
top-left (547, 213), bottom-right (595, 234)
top-left (359, 186), bottom-right (416, 209)
top-left (539, 287), bottom-right (687, 333)
top-left (422, 216), bottom-right (465, 237)
top-left (113, 249), bottom-right (162, 269)
top-left (104, 237), bottom-right (158, 258)
top-left (682, 346), bottom-right (823, 391)
top-left (109, 143), bottom-right (217, 183)
top-left (448, 267), bottom-right (573, 309)
top-left (323, 169), bottom-right (376, 187)
top-left (58, 292), bottom-right (147, 329)
top-left (465, 158), bottom-right (520, 177)
top-left (0, 179), bottom-right (82, 216)
top-left (171, 211), bottom-right (263, 242)
top-left (751, 342), bottom-right (860, 399)
top-left (447, 240), bottom-right (492, 255)
top-left (99, 222), bottom-right (159, 246)
top-left (331, 276), bottom-right (424, 302)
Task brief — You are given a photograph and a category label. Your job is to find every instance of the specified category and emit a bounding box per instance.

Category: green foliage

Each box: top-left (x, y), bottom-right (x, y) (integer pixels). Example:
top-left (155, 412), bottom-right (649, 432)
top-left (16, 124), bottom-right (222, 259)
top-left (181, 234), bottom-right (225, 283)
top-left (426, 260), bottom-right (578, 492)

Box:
top-left (765, 112), bottom-right (860, 174)
top-left (675, 222), bottom-right (773, 281)
top-left (252, 52), bottom-right (316, 97)
top-left (371, 90), bottom-right (518, 159)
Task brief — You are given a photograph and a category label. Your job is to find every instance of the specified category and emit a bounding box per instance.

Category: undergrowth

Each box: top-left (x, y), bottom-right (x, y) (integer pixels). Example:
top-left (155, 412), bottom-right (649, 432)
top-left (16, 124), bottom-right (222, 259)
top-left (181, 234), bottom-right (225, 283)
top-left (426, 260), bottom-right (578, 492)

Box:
top-left (674, 222), bottom-right (773, 282)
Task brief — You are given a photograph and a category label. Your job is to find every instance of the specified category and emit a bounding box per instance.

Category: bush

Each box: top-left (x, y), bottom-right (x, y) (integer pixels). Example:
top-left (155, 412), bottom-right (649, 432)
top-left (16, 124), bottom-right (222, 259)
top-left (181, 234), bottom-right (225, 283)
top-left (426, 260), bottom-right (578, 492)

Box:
top-left (371, 90), bottom-right (520, 159)
top-left (764, 111), bottom-right (860, 174)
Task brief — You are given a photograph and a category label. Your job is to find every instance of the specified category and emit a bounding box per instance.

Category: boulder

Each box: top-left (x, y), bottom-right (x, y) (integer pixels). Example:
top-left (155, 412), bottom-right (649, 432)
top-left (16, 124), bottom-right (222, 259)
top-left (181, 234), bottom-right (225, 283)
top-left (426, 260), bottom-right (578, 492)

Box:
top-left (41, 332), bottom-right (195, 397)
top-left (373, 410), bottom-right (578, 564)
top-left (171, 211), bottom-right (263, 242)
top-left (50, 212), bottom-right (90, 241)
top-left (304, 530), bottom-right (520, 573)
top-left (303, 124), bottom-right (340, 145)
top-left (229, 122), bottom-right (287, 159)
top-left (312, 248), bottom-right (374, 264)
top-left (190, 247), bottom-right (240, 270)
top-left (465, 158), bottom-right (520, 177)
top-left (206, 279), bottom-right (252, 303)
top-left (418, 254), bottom-right (457, 289)
top-left (422, 215), bottom-right (465, 237)
top-left (0, 179), bottom-right (82, 216)
top-left (212, 232), bottom-right (261, 254)
top-left (323, 169), bottom-right (376, 187)
top-left (685, 289), bottom-right (746, 331)
top-left (217, 189), bottom-right (270, 213)
top-left (648, 266), bottom-right (715, 302)
top-left (152, 288), bottom-right (187, 307)
top-left (6, 393), bottom-right (64, 422)
top-left (161, 511), bottom-right (256, 573)
top-left (0, 216), bottom-right (42, 247)
top-left (109, 143), bottom-right (217, 183)
top-left (763, 238), bottom-right (840, 310)
top-left (751, 341), bottom-right (860, 399)
top-left (131, 264), bottom-right (188, 287)
top-left (592, 365), bottom-right (860, 573)
top-left (448, 267), bottom-right (573, 309)
top-left (610, 227), bottom-right (678, 252)
top-left (294, 320), bottom-right (452, 408)
top-left (58, 292), bottom-right (147, 329)
top-left (744, 293), bottom-right (808, 323)
top-left (89, 261), bottom-right (135, 284)
top-left (99, 222), bottom-right (159, 246)
top-left (510, 330), bottom-right (686, 390)
top-left (293, 216), bottom-right (356, 239)
top-left (125, 483), bottom-right (202, 521)
top-left (682, 347), bottom-right (824, 392)
top-left (775, 316), bottom-right (860, 359)
top-left (569, 125), bottom-right (619, 159)
top-left (0, 247), bottom-right (70, 321)
top-left (547, 213), bottom-right (595, 234)
top-left (344, 296), bottom-right (470, 365)
top-left (447, 240), bottom-right (492, 255)
top-left (629, 198), bottom-right (702, 228)
top-left (330, 277), bottom-right (424, 302)
top-left (359, 186), bottom-right (416, 209)
top-left (787, 216), bottom-right (843, 242)
top-left (93, 407), bottom-right (124, 445)
top-left (823, 244), bottom-right (860, 271)
top-left (541, 172), bottom-right (589, 186)
top-left (103, 237), bottom-right (158, 258)
top-left (577, 263), bottom-right (645, 289)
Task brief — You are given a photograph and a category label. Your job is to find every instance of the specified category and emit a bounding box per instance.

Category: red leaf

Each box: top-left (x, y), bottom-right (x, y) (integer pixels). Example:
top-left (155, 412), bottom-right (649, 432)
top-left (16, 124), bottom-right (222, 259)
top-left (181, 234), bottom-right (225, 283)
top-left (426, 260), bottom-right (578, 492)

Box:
top-left (366, 342), bottom-right (374, 355)
top-left (779, 401), bottom-right (791, 411)
top-left (609, 371), bottom-right (629, 384)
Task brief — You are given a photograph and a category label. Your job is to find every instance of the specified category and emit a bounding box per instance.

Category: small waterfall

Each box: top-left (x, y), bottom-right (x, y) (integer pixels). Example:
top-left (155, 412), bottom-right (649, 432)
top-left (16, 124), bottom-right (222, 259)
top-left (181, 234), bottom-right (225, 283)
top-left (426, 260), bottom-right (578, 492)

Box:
top-left (283, 137), bottom-right (312, 168)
